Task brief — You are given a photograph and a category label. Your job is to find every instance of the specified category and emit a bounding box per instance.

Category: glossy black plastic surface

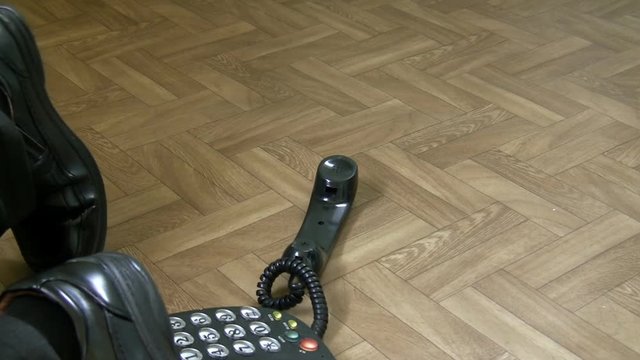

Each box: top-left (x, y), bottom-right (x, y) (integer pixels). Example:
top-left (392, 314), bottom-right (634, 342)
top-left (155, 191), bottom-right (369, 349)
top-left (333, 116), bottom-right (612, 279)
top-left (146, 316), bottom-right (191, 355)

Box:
top-left (282, 155), bottom-right (358, 275)
top-left (170, 306), bottom-right (335, 360)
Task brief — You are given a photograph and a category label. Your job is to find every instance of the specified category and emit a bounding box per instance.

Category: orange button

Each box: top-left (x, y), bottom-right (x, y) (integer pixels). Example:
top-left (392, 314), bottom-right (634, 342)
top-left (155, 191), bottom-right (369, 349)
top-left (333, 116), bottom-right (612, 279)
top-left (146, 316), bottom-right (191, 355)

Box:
top-left (299, 338), bottom-right (319, 352)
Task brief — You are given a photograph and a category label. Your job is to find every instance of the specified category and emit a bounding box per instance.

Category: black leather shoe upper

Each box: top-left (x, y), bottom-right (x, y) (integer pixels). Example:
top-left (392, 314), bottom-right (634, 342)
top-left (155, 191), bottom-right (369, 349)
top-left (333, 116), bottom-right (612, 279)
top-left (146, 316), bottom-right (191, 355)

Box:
top-left (2, 252), bottom-right (178, 360)
top-left (0, 6), bottom-right (106, 270)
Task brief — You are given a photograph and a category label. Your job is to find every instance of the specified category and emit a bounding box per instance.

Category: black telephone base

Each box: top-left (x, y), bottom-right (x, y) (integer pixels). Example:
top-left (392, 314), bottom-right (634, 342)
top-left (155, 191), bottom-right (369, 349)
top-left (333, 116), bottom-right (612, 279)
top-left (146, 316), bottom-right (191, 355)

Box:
top-left (170, 306), bottom-right (335, 360)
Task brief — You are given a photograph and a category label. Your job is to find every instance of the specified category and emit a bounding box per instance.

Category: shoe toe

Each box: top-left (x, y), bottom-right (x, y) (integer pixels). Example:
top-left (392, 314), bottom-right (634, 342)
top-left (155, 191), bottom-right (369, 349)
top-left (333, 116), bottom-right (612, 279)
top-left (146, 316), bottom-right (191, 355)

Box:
top-left (3, 253), bottom-right (177, 360)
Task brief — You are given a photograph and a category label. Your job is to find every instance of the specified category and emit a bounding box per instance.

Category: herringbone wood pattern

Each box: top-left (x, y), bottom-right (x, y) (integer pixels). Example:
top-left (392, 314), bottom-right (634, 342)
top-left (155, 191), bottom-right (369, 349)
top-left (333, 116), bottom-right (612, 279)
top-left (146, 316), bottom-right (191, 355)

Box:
top-left (1, 0), bottom-right (640, 358)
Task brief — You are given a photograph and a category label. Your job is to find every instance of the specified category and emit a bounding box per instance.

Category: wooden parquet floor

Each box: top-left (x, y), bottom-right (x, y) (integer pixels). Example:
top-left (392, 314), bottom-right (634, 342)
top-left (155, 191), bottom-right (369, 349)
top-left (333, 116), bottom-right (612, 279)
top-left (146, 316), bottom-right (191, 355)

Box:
top-left (1, 0), bottom-right (640, 358)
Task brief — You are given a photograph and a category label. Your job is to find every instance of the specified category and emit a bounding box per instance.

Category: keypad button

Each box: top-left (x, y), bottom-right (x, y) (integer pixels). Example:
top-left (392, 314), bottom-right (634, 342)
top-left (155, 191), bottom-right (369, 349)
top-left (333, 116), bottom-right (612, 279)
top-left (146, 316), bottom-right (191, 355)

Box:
top-left (240, 306), bottom-right (261, 320)
top-left (206, 344), bottom-right (229, 359)
top-left (284, 330), bottom-right (300, 342)
top-left (215, 309), bottom-right (236, 323)
top-left (223, 324), bottom-right (246, 339)
top-left (249, 321), bottom-right (271, 336)
top-left (259, 337), bottom-right (282, 353)
top-left (300, 338), bottom-right (319, 352)
top-left (198, 327), bottom-right (220, 343)
top-left (272, 311), bottom-right (282, 321)
top-left (233, 340), bottom-right (256, 356)
top-left (174, 332), bottom-right (195, 347)
top-left (287, 319), bottom-right (298, 329)
top-left (170, 317), bottom-right (186, 330)
top-left (190, 312), bottom-right (212, 326)
top-left (180, 348), bottom-right (203, 360)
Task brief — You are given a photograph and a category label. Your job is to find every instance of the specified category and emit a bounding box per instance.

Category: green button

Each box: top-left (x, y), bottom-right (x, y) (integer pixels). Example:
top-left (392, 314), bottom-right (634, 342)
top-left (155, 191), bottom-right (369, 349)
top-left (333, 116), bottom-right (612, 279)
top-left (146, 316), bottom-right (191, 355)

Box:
top-left (272, 311), bottom-right (282, 321)
top-left (284, 330), bottom-right (299, 342)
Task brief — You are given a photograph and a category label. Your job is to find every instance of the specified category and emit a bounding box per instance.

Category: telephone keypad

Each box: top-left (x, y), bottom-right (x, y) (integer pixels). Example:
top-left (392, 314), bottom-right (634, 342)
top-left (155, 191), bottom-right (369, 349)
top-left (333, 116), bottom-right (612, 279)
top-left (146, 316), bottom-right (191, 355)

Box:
top-left (170, 307), bottom-right (333, 359)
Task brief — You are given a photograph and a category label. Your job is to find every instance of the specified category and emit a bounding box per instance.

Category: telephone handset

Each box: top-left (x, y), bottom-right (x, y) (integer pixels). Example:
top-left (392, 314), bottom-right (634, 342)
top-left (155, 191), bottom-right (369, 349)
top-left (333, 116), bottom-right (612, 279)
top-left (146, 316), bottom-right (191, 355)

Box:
top-left (170, 155), bottom-right (358, 360)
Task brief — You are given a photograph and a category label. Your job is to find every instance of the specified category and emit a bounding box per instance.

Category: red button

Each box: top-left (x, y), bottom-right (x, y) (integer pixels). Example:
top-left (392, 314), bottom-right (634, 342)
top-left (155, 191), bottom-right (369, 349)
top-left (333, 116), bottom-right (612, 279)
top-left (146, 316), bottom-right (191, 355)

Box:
top-left (299, 338), bottom-right (319, 352)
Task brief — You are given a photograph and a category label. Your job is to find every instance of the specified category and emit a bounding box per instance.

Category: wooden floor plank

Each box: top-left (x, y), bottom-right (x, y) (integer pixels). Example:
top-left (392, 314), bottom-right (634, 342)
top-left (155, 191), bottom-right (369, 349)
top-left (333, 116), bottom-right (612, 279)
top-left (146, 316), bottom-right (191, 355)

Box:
top-left (4, 2), bottom-right (640, 358)
top-left (320, 28), bottom-right (439, 75)
top-left (106, 184), bottom-right (179, 227)
top-left (449, 73), bottom-right (564, 126)
top-left (335, 342), bottom-right (390, 360)
top-left (607, 276), bottom-right (640, 317)
top-left (353, 153), bottom-right (466, 227)
top-left (474, 271), bottom-right (640, 360)
top-left (368, 144), bottom-right (494, 214)
top-left (76, 127), bottom-right (159, 194)
top-left (382, 61), bottom-right (488, 112)
top-left (419, 117), bottom-right (539, 169)
top-left (474, 150), bottom-right (611, 221)
top-left (106, 200), bottom-right (201, 250)
top-left (557, 165), bottom-right (640, 221)
top-left (394, 104), bottom-right (513, 155)
top-left (450, 9), bottom-right (547, 48)
top-left (128, 142), bottom-right (238, 214)
top-left (313, 110), bottom-right (436, 156)
top-left (447, 160), bottom-right (585, 235)
top-left (528, 121), bottom-right (639, 175)
top-left (345, 263), bottom-right (506, 360)
top-left (543, 78), bottom-right (640, 130)
top-left (577, 296), bottom-right (640, 353)
top-left (411, 221), bottom-right (557, 301)
top-left (195, 96), bottom-right (335, 155)
top-left (507, 210), bottom-right (640, 288)
top-left (161, 133), bottom-right (268, 201)
top-left (135, 191), bottom-right (291, 261)
top-left (582, 155), bottom-right (640, 195)
top-left (357, 69), bottom-right (464, 121)
top-left (95, 91), bottom-right (242, 149)
top-left (291, 99), bottom-right (414, 149)
top-left (442, 287), bottom-right (582, 360)
top-left (231, 24), bottom-right (337, 61)
top-left (517, 44), bottom-right (614, 84)
top-left (326, 279), bottom-right (454, 360)
top-left (290, 57), bottom-right (391, 107)
top-left (269, 65), bottom-right (367, 116)
top-left (380, 203), bottom-right (525, 279)
top-left (370, 5), bottom-right (464, 44)
top-left (156, 207), bottom-right (303, 283)
top-left (500, 109), bottom-right (614, 161)
top-left (606, 137), bottom-right (640, 168)
top-left (41, 45), bottom-right (113, 92)
top-left (492, 36), bottom-right (592, 75)
top-left (540, 233), bottom-right (640, 311)
top-left (292, 1), bottom-right (380, 41)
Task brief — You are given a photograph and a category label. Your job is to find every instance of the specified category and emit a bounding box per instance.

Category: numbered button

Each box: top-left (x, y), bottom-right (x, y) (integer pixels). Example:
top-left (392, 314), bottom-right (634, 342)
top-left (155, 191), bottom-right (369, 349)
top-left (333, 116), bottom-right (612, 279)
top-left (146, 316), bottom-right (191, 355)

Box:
top-left (240, 306), bottom-right (262, 320)
top-left (258, 337), bottom-right (282, 353)
top-left (198, 327), bottom-right (220, 343)
top-left (180, 348), bottom-right (203, 360)
top-left (233, 340), bottom-right (256, 356)
top-left (223, 324), bottom-right (246, 339)
top-left (249, 321), bottom-right (271, 336)
top-left (170, 317), bottom-right (186, 330)
top-left (215, 309), bottom-right (236, 323)
top-left (206, 344), bottom-right (229, 359)
top-left (174, 332), bottom-right (195, 347)
top-left (190, 312), bottom-right (212, 326)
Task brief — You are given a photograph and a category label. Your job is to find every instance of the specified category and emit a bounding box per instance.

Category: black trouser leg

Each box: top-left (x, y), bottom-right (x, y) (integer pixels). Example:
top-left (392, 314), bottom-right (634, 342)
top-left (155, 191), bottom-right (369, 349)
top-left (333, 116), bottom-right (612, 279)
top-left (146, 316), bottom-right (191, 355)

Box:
top-left (0, 111), bottom-right (35, 234)
top-left (0, 313), bottom-right (61, 360)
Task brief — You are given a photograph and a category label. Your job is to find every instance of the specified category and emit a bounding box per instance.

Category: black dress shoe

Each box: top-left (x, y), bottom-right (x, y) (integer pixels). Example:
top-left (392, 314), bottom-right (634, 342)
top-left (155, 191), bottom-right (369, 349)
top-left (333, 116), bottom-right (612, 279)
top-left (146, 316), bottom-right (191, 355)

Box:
top-left (0, 6), bottom-right (106, 270)
top-left (1, 252), bottom-right (178, 359)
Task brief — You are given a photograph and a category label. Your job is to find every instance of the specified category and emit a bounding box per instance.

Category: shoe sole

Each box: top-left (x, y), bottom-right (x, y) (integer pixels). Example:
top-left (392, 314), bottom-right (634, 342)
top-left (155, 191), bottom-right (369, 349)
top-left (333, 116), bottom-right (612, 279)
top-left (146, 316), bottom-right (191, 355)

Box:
top-left (0, 7), bottom-right (107, 265)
